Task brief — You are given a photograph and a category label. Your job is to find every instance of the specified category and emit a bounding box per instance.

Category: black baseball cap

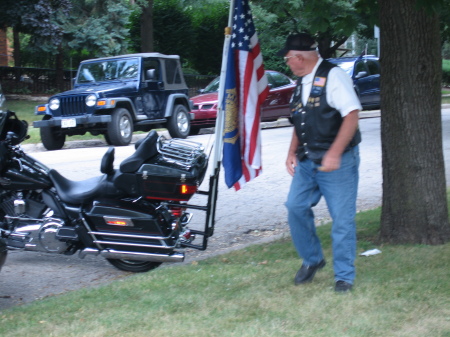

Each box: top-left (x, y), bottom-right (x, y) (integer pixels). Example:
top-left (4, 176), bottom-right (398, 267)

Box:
top-left (277, 33), bottom-right (318, 56)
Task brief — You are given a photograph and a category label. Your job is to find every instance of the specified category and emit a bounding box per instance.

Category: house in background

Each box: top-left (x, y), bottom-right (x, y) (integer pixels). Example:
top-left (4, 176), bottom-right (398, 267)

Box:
top-left (0, 28), bottom-right (12, 67)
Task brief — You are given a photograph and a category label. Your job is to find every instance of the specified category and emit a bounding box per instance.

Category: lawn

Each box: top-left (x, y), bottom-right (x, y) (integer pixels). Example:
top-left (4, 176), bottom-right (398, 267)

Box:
top-left (3, 98), bottom-right (107, 144)
top-left (0, 206), bottom-right (449, 337)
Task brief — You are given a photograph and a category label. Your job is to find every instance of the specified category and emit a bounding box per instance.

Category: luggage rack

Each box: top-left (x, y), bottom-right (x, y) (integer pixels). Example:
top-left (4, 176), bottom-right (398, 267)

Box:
top-left (157, 136), bottom-right (205, 170)
top-left (157, 137), bottom-right (220, 252)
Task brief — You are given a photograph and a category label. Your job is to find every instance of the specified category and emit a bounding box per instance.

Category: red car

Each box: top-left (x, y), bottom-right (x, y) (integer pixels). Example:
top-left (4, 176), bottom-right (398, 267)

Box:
top-left (190, 70), bottom-right (296, 134)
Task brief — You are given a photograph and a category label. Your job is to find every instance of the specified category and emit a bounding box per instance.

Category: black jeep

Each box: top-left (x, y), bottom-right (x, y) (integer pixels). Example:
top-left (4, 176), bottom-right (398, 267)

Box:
top-left (34, 53), bottom-right (193, 150)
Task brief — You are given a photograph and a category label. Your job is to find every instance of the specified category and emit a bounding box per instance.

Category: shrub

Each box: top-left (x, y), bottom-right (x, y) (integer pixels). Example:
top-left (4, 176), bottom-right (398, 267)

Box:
top-left (443, 59), bottom-right (450, 86)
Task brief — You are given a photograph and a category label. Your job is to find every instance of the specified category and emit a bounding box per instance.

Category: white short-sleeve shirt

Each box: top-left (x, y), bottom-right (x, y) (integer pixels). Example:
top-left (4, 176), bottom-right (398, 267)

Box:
top-left (301, 58), bottom-right (362, 117)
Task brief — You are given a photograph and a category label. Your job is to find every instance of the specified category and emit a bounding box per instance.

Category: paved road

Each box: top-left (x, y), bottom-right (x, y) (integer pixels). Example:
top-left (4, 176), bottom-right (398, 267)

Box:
top-left (1, 108), bottom-right (449, 310)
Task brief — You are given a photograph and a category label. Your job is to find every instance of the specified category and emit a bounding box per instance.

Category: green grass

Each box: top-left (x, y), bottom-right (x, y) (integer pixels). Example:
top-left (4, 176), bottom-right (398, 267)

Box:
top-left (3, 90), bottom-right (450, 145)
top-left (0, 207), bottom-right (449, 337)
top-left (3, 99), bottom-right (108, 144)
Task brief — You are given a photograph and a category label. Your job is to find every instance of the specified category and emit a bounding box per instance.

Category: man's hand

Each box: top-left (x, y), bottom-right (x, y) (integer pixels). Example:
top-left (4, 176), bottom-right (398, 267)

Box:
top-left (318, 109), bottom-right (359, 172)
top-left (286, 152), bottom-right (297, 176)
top-left (318, 150), bottom-right (341, 172)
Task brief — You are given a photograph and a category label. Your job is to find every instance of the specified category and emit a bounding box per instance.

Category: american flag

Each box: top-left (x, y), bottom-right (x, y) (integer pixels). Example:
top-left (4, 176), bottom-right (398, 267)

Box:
top-left (314, 76), bottom-right (326, 87)
top-left (222, 0), bottom-right (269, 190)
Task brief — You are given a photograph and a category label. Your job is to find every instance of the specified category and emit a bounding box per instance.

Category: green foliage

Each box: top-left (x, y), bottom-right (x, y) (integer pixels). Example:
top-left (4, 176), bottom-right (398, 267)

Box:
top-left (65, 0), bottom-right (132, 58)
top-left (125, 9), bottom-right (142, 54)
top-left (443, 59), bottom-right (450, 85)
top-left (152, 0), bottom-right (195, 60)
top-left (0, 0), bottom-right (72, 56)
top-left (126, 0), bottom-right (227, 74)
top-left (188, 1), bottom-right (228, 74)
top-left (416, 0), bottom-right (445, 14)
top-left (4, 0), bottom-right (450, 79)
top-left (0, 0), bottom-right (132, 68)
top-left (252, 0), bottom-right (363, 59)
top-left (440, 0), bottom-right (450, 44)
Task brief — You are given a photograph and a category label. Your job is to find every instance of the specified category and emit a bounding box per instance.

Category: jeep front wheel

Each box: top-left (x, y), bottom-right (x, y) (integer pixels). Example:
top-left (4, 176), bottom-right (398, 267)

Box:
top-left (167, 104), bottom-right (190, 139)
top-left (40, 121), bottom-right (66, 151)
top-left (107, 108), bottom-right (133, 146)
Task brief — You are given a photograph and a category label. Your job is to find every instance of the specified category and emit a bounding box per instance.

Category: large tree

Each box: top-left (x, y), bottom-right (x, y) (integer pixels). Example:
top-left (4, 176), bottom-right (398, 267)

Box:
top-left (379, 0), bottom-right (450, 244)
top-left (133, 0), bottom-right (154, 52)
top-left (66, 0), bottom-right (131, 57)
top-left (0, 0), bottom-right (72, 69)
top-left (252, 0), bottom-right (363, 72)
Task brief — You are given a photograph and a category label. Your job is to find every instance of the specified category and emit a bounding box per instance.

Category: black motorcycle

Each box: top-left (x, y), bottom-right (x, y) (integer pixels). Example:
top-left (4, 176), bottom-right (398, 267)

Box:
top-left (0, 110), bottom-right (219, 272)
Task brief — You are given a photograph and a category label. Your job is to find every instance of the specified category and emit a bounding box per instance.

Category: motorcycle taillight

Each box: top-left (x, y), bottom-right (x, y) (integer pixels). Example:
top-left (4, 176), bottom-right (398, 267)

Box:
top-left (179, 184), bottom-right (197, 195)
top-left (169, 206), bottom-right (185, 218)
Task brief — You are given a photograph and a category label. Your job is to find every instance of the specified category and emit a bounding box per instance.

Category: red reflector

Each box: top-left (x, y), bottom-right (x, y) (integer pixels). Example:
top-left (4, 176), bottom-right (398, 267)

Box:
top-left (180, 184), bottom-right (197, 194)
top-left (104, 217), bottom-right (133, 227)
top-left (106, 220), bottom-right (128, 226)
top-left (170, 206), bottom-right (183, 218)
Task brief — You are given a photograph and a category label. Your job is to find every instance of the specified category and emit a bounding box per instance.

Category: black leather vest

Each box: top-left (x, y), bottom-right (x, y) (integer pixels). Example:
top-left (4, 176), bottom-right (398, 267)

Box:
top-left (290, 60), bottom-right (361, 164)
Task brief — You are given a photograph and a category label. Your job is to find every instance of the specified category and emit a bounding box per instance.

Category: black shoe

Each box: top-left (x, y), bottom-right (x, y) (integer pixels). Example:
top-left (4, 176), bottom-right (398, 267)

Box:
top-left (294, 259), bottom-right (326, 285)
top-left (335, 280), bottom-right (353, 292)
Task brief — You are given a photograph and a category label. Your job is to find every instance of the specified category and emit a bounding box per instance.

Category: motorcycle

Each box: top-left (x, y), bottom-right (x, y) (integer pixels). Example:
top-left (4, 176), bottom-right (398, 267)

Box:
top-left (0, 110), bottom-right (219, 272)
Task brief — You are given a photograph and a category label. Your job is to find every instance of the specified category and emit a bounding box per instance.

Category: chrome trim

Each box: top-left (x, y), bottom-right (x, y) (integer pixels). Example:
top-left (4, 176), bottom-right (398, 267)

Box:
top-left (79, 247), bottom-right (99, 258)
top-left (81, 218), bottom-right (103, 250)
top-left (180, 212), bottom-right (193, 226)
top-left (5, 215), bottom-right (43, 222)
top-left (93, 240), bottom-right (176, 249)
top-left (88, 231), bottom-right (172, 240)
top-left (79, 248), bottom-right (184, 263)
top-left (157, 136), bottom-right (205, 169)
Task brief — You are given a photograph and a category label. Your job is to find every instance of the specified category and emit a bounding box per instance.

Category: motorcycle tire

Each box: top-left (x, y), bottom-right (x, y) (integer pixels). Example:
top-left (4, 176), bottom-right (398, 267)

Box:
top-left (106, 258), bottom-right (162, 273)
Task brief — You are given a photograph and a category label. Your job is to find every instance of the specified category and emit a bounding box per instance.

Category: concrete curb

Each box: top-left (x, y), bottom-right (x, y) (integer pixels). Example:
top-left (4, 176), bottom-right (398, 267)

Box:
top-left (22, 104), bottom-right (450, 153)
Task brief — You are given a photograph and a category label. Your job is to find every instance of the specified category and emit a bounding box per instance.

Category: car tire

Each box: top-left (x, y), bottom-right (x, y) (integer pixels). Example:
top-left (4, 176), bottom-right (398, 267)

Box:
top-left (189, 126), bottom-right (201, 135)
top-left (107, 108), bottom-right (133, 146)
top-left (104, 133), bottom-right (113, 145)
top-left (167, 104), bottom-right (190, 139)
top-left (40, 120), bottom-right (66, 151)
top-left (0, 238), bottom-right (7, 272)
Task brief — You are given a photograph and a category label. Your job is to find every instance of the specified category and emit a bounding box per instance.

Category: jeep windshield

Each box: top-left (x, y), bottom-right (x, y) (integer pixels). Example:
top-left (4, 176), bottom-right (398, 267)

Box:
top-left (77, 58), bottom-right (140, 84)
top-left (202, 77), bottom-right (220, 93)
top-left (327, 60), bottom-right (354, 76)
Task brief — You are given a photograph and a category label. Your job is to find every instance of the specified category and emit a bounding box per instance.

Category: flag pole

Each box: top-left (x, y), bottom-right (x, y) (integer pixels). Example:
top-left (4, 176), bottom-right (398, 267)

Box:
top-left (203, 0), bottom-right (235, 240)
top-left (212, 0), bottom-right (235, 170)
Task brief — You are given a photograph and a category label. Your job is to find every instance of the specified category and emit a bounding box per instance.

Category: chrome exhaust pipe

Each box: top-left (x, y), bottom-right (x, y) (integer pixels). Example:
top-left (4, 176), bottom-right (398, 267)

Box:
top-left (79, 248), bottom-right (185, 263)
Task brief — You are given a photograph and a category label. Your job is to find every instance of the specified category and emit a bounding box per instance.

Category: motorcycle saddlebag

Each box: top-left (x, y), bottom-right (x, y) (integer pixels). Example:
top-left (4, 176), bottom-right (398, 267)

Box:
top-left (136, 138), bottom-right (208, 201)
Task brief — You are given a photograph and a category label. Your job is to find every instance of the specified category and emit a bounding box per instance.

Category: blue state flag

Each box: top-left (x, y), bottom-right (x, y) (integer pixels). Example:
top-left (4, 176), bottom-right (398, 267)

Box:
top-left (222, 38), bottom-right (242, 188)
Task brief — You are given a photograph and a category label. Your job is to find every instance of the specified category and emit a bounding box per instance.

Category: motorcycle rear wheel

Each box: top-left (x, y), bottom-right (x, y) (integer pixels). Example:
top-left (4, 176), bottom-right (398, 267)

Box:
top-left (106, 258), bottom-right (162, 273)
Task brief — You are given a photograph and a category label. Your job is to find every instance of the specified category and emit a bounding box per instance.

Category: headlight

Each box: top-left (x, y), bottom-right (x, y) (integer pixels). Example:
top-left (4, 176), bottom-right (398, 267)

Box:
top-left (85, 94), bottom-right (97, 107)
top-left (49, 98), bottom-right (60, 110)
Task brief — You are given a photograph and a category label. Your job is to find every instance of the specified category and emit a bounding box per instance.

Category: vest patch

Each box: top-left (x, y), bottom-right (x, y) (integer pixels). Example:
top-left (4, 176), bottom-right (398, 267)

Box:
top-left (314, 76), bottom-right (326, 87)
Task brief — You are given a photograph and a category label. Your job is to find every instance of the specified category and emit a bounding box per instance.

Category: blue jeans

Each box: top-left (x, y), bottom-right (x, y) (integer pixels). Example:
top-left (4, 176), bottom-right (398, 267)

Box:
top-left (285, 146), bottom-right (360, 284)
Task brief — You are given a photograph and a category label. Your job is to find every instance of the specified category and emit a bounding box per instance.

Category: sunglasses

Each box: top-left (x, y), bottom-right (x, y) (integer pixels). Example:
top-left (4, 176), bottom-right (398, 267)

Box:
top-left (283, 54), bottom-right (300, 62)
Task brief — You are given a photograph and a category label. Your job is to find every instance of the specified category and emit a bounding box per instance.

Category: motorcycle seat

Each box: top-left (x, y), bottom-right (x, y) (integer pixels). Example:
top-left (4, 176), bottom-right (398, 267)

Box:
top-left (101, 147), bottom-right (115, 175)
top-left (48, 169), bottom-right (109, 205)
top-left (120, 130), bottom-right (159, 173)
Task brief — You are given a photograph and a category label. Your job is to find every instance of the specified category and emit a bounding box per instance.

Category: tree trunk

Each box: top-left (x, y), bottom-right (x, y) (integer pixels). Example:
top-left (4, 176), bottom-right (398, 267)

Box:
top-left (140, 0), bottom-right (154, 52)
top-left (55, 45), bottom-right (64, 92)
top-left (13, 27), bottom-right (21, 67)
top-left (379, 0), bottom-right (450, 244)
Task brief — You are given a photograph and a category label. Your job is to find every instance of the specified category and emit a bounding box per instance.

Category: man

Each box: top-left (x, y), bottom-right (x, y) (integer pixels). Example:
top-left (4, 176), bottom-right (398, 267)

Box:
top-left (279, 33), bottom-right (362, 292)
